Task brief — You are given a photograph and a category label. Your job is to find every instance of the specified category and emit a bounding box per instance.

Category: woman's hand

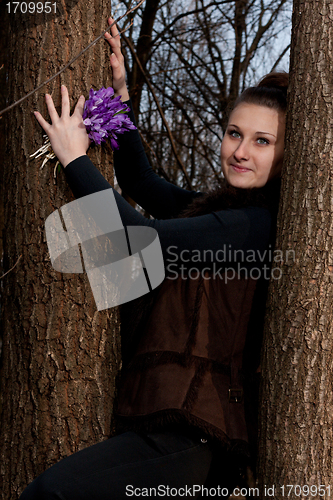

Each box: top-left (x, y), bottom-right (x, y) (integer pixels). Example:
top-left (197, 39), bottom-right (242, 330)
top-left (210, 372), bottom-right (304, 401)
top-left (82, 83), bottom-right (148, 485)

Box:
top-left (34, 85), bottom-right (90, 168)
top-left (104, 18), bottom-right (130, 102)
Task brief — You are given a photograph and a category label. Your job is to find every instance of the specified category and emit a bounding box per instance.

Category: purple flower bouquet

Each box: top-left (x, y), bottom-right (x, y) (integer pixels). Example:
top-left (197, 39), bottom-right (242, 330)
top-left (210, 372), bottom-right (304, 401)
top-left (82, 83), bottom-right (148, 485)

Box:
top-left (31, 86), bottom-right (136, 178)
top-left (83, 87), bottom-right (136, 150)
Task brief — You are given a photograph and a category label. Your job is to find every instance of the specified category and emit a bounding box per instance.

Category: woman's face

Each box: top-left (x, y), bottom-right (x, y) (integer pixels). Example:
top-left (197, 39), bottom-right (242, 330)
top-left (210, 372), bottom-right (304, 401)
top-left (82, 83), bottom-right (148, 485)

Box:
top-left (220, 103), bottom-right (285, 189)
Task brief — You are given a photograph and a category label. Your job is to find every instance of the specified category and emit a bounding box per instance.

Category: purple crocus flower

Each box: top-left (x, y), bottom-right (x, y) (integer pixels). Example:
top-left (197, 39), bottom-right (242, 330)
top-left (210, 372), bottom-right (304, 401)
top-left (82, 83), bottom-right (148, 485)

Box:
top-left (82, 87), bottom-right (136, 149)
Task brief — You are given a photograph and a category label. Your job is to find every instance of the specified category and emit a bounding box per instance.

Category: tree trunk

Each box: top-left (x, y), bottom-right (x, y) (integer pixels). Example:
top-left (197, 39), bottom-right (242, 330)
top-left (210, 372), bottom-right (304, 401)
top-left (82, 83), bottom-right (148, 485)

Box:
top-left (0, 0), bottom-right (8, 347)
top-left (258, 0), bottom-right (333, 496)
top-left (0, 3), bottom-right (121, 498)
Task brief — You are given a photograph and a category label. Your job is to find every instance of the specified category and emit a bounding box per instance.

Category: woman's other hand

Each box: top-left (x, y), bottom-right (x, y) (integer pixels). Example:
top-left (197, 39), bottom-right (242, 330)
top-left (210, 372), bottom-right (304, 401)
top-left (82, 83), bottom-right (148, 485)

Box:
top-left (104, 18), bottom-right (130, 101)
top-left (34, 85), bottom-right (90, 168)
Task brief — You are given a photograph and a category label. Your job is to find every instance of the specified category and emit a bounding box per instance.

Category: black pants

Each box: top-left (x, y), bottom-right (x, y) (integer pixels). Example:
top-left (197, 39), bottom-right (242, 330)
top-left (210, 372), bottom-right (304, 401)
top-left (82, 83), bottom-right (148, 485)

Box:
top-left (19, 429), bottom-right (240, 500)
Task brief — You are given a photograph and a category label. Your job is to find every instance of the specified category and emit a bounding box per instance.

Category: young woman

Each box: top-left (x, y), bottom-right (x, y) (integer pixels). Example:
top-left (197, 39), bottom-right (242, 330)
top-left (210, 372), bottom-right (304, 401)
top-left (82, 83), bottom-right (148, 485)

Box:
top-left (21, 19), bottom-right (288, 500)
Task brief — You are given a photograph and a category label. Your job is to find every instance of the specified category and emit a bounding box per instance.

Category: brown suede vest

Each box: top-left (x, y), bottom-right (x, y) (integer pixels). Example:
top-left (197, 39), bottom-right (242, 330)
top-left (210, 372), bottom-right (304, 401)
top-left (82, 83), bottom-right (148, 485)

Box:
top-left (117, 270), bottom-right (257, 444)
top-left (116, 179), bottom-right (280, 455)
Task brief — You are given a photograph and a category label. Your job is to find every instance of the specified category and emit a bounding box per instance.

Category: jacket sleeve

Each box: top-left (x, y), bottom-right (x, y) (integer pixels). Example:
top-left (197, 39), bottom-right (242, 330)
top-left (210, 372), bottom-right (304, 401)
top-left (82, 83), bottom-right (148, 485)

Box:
top-left (112, 100), bottom-right (202, 219)
top-left (64, 155), bottom-right (272, 270)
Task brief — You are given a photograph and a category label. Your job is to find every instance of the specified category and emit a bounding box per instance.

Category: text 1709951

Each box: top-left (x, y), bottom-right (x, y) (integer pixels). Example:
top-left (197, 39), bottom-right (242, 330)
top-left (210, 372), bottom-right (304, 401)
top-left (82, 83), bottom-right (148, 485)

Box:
top-left (6, 2), bottom-right (57, 14)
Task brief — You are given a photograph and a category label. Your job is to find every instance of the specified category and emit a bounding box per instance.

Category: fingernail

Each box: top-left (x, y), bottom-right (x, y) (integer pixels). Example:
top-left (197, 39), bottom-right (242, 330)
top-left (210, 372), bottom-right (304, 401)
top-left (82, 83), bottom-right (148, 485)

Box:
top-left (61, 85), bottom-right (66, 91)
top-left (45, 94), bottom-right (50, 99)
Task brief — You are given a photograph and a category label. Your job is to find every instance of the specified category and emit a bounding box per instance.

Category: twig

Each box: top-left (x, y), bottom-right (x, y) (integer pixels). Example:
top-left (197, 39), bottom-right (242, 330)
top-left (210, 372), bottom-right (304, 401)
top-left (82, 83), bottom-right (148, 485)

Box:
top-left (122, 33), bottom-right (193, 190)
top-left (0, 0), bottom-right (145, 117)
top-left (270, 43), bottom-right (291, 73)
top-left (0, 255), bottom-right (22, 280)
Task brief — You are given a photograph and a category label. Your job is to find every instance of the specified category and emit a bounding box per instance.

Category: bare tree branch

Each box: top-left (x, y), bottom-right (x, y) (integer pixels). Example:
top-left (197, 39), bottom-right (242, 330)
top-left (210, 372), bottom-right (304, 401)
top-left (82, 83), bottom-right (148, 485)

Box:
top-left (270, 43), bottom-right (291, 71)
top-left (0, 0), bottom-right (145, 117)
top-left (151, 0), bottom-right (235, 46)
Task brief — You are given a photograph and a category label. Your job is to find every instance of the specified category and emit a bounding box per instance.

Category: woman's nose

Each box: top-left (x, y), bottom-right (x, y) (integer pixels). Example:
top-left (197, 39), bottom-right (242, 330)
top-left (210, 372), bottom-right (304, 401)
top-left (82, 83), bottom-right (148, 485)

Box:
top-left (233, 140), bottom-right (250, 161)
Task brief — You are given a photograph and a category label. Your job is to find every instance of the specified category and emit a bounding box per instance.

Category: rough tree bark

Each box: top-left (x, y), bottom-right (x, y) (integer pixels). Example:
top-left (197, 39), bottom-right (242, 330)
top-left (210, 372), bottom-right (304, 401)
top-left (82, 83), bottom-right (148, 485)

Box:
top-left (0, 15), bottom-right (6, 323)
top-left (258, 0), bottom-right (333, 497)
top-left (0, 2), bottom-right (121, 498)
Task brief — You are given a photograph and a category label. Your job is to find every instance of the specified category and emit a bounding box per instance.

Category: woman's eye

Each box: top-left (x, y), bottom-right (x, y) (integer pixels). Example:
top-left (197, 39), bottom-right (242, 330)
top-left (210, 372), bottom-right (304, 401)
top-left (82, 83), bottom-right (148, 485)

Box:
top-left (227, 130), bottom-right (269, 144)
top-left (257, 137), bottom-right (269, 145)
top-left (229, 130), bottom-right (240, 138)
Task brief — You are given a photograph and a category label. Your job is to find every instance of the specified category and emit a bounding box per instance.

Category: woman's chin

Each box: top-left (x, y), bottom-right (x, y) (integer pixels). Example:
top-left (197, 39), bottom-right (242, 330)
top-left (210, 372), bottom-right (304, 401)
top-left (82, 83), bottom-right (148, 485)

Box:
top-left (225, 177), bottom-right (255, 189)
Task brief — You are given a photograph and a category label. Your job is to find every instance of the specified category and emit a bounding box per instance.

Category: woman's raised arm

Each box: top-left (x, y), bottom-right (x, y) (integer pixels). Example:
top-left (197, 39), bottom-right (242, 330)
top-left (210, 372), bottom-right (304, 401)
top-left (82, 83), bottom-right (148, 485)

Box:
top-left (105, 18), bottom-right (201, 219)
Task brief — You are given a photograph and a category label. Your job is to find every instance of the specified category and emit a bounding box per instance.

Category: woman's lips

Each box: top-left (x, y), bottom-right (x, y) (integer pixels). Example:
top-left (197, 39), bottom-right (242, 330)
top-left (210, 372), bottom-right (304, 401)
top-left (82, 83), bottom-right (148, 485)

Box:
top-left (230, 164), bottom-right (251, 173)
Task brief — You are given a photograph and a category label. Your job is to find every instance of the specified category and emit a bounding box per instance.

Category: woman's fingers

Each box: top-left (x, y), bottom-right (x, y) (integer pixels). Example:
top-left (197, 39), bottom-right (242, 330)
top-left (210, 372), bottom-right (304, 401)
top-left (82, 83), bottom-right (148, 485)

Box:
top-left (105, 18), bottom-right (122, 57)
top-left (109, 53), bottom-right (123, 80)
top-left (45, 93), bottom-right (59, 123)
top-left (35, 90), bottom-right (85, 131)
top-left (105, 16), bottom-right (127, 97)
top-left (73, 95), bottom-right (85, 117)
top-left (109, 18), bottom-right (120, 43)
top-left (106, 20), bottom-right (129, 100)
top-left (61, 85), bottom-right (71, 117)
top-left (33, 86), bottom-right (90, 168)
top-left (33, 110), bottom-right (51, 133)
top-left (107, 17), bottom-right (119, 38)
top-left (104, 18), bottom-right (114, 45)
